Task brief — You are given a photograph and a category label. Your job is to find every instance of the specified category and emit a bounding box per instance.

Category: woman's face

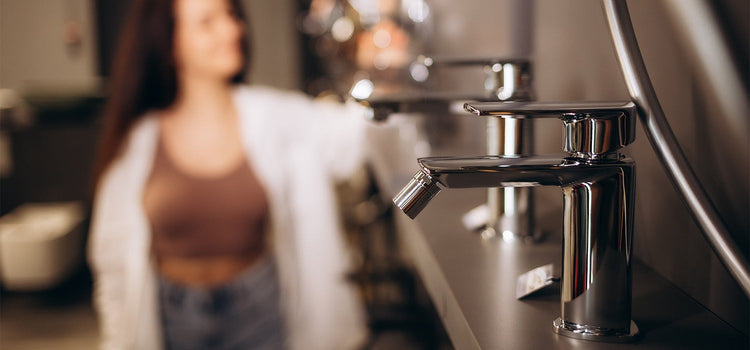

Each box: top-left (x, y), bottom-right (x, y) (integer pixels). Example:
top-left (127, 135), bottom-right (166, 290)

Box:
top-left (173, 0), bottom-right (244, 81)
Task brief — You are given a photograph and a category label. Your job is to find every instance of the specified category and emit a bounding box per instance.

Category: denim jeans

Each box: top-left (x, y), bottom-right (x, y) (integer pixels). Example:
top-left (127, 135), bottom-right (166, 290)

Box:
top-left (158, 258), bottom-right (285, 350)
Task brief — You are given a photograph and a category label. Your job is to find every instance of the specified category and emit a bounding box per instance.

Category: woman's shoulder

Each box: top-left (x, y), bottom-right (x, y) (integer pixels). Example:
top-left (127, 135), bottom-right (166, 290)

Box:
top-left (123, 112), bottom-right (159, 154)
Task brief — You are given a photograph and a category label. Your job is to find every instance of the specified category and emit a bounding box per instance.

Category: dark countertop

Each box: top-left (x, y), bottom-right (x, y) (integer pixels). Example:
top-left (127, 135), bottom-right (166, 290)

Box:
top-left (390, 188), bottom-right (748, 349)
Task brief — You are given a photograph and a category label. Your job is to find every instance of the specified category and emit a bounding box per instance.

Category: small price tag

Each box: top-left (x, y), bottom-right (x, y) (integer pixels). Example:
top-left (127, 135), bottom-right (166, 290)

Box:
top-left (516, 263), bottom-right (559, 299)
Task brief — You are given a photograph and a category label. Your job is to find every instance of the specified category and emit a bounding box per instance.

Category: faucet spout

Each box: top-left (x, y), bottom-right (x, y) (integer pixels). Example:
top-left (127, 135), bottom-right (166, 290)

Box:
top-left (415, 155), bottom-right (626, 189)
top-left (393, 171), bottom-right (442, 219)
top-left (394, 155), bottom-right (630, 220)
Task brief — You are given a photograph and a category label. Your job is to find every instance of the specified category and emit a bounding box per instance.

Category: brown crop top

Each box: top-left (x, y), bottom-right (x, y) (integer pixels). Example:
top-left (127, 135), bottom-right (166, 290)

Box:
top-left (143, 136), bottom-right (269, 259)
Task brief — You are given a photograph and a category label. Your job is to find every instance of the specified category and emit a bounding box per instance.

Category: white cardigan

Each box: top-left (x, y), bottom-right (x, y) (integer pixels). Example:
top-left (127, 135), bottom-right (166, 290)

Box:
top-left (88, 85), bottom-right (373, 350)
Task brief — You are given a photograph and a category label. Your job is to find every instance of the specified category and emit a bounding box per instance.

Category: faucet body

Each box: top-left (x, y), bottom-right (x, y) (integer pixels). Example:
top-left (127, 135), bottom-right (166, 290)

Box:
top-left (412, 155), bottom-right (635, 335)
top-left (393, 101), bottom-right (640, 342)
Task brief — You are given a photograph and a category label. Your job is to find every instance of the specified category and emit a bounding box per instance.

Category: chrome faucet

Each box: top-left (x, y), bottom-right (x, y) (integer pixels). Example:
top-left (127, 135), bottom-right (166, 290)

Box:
top-left (360, 57), bottom-right (539, 242)
top-left (394, 101), bottom-right (640, 342)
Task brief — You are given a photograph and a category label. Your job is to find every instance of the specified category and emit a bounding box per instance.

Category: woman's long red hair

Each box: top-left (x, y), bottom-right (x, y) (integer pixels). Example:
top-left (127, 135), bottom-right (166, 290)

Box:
top-left (93, 0), bottom-right (249, 187)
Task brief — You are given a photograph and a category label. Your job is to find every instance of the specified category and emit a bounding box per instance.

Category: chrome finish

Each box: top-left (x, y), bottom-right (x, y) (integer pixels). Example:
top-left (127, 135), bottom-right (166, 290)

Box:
top-left (412, 56), bottom-right (534, 101)
top-left (603, 0), bottom-right (750, 297)
top-left (476, 58), bottom-right (535, 242)
top-left (359, 58), bottom-right (533, 119)
top-left (464, 100), bottom-right (636, 117)
top-left (415, 55), bottom-right (530, 67)
top-left (393, 171), bottom-right (441, 219)
top-left (562, 114), bottom-right (632, 159)
top-left (394, 101), bottom-right (639, 342)
top-left (360, 92), bottom-right (499, 122)
top-left (413, 154), bottom-right (638, 342)
top-left (486, 116), bottom-right (536, 242)
top-left (466, 101), bottom-right (636, 158)
top-left (414, 155), bottom-right (631, 189)
top-left (361, 57), bottom-right (538, 242)
top-left (553, 318), bottom-right (640, 343)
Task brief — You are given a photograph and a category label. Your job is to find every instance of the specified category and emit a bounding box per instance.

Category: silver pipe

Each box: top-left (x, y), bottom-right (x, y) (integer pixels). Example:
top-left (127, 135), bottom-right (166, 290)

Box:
top-left (602, 0), bottom-right (750, 297)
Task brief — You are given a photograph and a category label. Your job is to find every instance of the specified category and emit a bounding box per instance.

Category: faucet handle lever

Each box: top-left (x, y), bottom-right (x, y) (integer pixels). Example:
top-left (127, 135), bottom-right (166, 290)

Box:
top-left (464, 101), bottom-right (637, 159)
top-left (416, 55), bottom-right (529, 68)
top-left (463, 101), bottom-right (635, 119)
top-left (415, 56), bottom-right (534, 100)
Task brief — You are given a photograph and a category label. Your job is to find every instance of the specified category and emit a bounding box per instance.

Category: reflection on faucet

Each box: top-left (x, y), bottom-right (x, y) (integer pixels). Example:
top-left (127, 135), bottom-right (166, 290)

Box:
top-left (394, 101), bottom-right (640, 342)
top-left (359, 57), bottom-right (540, 243)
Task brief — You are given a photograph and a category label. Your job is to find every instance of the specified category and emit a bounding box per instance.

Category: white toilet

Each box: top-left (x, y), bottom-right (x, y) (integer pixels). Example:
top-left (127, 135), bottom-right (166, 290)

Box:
top-left (0, 202), bottom-right (86, 291)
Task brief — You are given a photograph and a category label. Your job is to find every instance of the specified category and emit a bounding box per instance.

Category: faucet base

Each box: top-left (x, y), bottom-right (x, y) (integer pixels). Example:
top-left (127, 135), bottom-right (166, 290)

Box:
top-left (552, 317), bottom-right (640, 343)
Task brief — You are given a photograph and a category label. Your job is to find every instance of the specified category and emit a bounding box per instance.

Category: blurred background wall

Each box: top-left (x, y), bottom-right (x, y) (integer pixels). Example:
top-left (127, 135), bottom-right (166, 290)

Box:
top-left (0, 0), bottom-right (99, 91)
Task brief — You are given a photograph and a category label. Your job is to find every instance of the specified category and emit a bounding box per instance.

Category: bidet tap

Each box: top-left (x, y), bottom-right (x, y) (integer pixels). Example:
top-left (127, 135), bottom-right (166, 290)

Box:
top-left (393, 101), bottom-right (640, 342)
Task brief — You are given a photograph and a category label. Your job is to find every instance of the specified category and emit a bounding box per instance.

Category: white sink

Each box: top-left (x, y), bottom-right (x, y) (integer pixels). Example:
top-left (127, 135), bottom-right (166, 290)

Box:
top-left (0, 202), bottom-right (85, 291)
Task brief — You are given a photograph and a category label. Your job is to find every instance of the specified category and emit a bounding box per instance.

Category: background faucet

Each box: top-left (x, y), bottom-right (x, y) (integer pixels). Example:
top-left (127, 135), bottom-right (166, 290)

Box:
top-left (394, 101), bottom-right (640, 342)
top-left (359, 56), bottom-right (541, 242)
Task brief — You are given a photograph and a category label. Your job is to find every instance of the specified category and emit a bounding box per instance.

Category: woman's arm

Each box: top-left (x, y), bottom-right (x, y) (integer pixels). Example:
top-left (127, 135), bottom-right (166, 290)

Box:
top-left (306, 98), bottom-right (373, 181)
top-left (269, 89), bottom-right (375, 181)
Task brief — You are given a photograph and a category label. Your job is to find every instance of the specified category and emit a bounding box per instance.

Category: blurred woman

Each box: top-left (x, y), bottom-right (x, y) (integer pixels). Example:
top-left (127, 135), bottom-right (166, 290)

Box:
top-left (88, 0), bottom-right (371, 349)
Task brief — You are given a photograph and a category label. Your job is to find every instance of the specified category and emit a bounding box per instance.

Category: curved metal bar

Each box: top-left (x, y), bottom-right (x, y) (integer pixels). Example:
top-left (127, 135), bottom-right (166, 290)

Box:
top-left (602, 0), bottom-right (750, 297)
